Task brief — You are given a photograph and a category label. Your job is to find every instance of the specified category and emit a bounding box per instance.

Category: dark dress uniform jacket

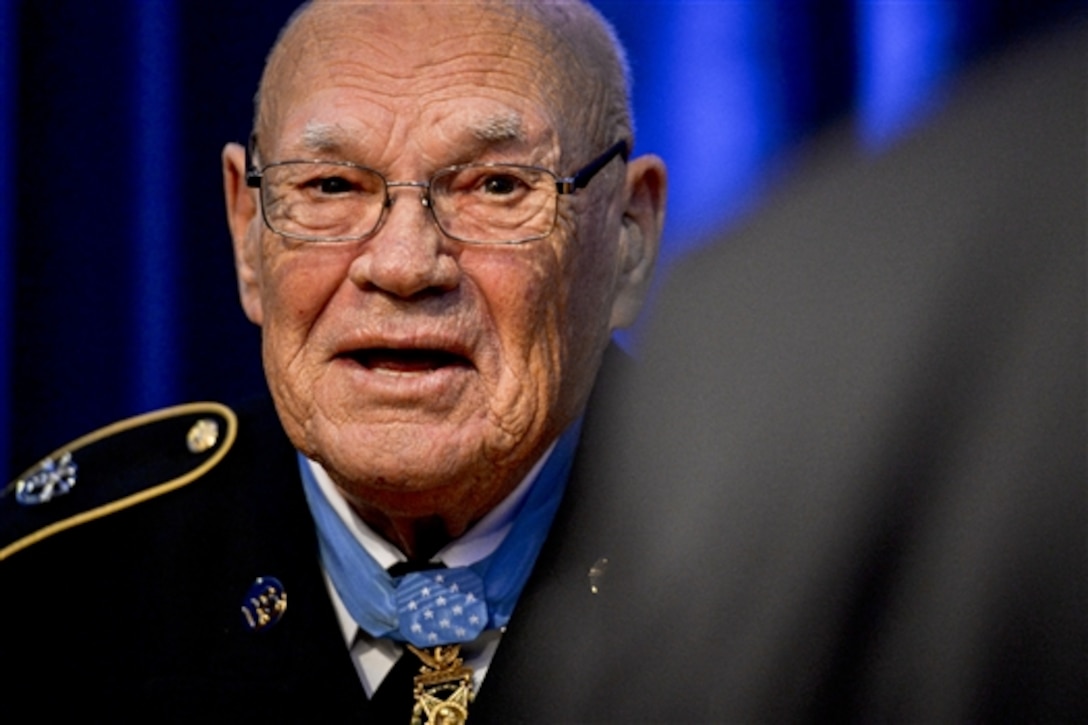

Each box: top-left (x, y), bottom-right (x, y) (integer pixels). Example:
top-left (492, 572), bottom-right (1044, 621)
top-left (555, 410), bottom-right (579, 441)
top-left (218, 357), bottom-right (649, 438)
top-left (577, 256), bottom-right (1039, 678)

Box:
top-left (1, 352), bottom-right (649, 722)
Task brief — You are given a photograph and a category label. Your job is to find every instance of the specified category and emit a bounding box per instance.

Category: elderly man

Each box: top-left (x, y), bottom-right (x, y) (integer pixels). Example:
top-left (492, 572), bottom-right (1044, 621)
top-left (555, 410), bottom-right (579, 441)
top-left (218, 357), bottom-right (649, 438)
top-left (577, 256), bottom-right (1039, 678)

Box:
top-left (2, 0), bottom-right (665, 720)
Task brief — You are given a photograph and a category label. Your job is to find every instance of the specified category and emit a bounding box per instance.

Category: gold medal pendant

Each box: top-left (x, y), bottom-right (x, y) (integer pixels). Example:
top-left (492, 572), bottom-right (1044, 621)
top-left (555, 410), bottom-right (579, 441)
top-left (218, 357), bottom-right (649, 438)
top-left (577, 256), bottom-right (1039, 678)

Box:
top-left (407, 644), bottom-right (474, 724)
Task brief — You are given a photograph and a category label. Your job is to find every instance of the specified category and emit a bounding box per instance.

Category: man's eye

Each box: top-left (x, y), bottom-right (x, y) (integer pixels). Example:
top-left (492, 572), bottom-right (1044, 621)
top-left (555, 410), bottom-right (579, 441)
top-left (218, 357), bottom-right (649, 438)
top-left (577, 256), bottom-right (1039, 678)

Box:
top-left (436, 166), bottom-right (538, 202)
top-left (480, 174), bottom-right (523, 195)
top-left (313, 176), bottom-right (354, 194)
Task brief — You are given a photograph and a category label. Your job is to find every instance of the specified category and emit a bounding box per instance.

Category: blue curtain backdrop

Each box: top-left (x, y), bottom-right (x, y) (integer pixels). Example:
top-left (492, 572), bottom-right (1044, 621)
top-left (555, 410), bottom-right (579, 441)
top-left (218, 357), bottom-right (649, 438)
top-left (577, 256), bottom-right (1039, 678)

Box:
top-left (2, 0), bottom-right (1080, 476)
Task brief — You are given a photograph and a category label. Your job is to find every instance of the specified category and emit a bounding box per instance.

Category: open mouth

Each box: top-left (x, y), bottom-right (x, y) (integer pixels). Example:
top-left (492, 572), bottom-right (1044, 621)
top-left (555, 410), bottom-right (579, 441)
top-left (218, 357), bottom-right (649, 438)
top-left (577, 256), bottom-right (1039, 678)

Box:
top-left (344, 348), bottom-right (472, 374)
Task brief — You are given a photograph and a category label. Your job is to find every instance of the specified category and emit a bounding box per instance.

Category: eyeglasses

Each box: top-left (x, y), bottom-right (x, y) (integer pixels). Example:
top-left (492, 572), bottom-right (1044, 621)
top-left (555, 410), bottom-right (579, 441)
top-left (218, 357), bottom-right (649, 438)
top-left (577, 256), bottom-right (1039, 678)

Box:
top-left (245, 140), bottom-right (629, 245)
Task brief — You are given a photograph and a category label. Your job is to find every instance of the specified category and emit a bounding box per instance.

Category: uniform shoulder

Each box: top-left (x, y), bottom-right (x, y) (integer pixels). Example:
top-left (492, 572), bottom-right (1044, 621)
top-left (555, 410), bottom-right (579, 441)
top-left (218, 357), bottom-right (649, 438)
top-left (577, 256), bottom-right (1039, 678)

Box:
top-left (1, 401), bottom-right (238, 561)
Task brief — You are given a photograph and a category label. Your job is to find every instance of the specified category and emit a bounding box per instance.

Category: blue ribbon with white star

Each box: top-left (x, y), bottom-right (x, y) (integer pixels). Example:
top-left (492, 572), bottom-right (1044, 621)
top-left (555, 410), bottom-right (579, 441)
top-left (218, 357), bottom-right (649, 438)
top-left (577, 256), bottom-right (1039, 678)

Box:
top-left (395, 569), bottom-right (489, 645)
top-left (299, 419), bottom-right (581, 647)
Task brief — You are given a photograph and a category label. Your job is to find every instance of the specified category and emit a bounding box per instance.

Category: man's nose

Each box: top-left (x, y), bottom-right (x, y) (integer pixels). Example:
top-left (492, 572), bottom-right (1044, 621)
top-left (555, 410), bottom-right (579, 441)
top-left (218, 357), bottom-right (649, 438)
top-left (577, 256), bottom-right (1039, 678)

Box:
top-left (347, 187), bottom-right (461, 298)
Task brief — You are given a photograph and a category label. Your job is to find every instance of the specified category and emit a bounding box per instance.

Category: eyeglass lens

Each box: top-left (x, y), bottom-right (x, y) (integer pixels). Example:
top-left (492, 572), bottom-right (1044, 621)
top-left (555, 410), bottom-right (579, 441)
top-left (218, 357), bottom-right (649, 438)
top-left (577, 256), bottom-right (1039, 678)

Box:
top-left (260, 162), bottom-right (559, 244)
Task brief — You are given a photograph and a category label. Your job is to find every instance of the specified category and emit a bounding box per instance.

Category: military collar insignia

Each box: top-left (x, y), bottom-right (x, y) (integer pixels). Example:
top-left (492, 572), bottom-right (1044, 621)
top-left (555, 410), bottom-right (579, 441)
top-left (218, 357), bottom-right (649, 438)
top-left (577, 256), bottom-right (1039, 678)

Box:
top-left (15, 451), bottom-right (78, 505)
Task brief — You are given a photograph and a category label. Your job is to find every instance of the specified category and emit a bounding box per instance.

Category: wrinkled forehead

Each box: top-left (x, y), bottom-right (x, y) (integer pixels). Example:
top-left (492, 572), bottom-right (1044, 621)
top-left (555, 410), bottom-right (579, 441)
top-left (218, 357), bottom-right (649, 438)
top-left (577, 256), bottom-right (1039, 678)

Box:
top-left (258, 2), bottom-right (575, 154)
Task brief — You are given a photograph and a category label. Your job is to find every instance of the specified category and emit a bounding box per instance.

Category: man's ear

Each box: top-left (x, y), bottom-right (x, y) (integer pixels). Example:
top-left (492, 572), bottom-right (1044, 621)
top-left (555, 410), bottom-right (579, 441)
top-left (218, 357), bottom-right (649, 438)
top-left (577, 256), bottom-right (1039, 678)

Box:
top-left (610, 154), bottom-right (667, 329)
top-left (222, 142), bottom-right (264, 325)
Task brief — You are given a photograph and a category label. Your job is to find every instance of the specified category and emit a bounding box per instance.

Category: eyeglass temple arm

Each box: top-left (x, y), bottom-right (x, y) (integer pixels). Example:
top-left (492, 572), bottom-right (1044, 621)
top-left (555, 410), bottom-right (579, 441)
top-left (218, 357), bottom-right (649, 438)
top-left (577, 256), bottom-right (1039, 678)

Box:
top-left (556, 140), bottom-right (630, 195)
top-left (245, 134), bottom-right (262, 188)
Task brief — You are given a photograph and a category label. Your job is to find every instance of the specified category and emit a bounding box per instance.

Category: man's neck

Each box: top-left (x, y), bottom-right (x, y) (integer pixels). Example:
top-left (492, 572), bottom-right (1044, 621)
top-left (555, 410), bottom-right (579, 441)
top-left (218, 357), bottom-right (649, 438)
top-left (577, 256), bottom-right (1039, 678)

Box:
top-left (313, 437), bottom-right (562, 562)
top-left (351, 511), bottom-right (459, 563)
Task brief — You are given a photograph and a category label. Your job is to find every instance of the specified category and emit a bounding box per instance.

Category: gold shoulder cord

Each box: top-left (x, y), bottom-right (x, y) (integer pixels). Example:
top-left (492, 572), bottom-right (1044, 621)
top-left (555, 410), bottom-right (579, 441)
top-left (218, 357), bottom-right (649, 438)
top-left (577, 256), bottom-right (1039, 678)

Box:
top-left (407, 644), bottom-right (474, 725)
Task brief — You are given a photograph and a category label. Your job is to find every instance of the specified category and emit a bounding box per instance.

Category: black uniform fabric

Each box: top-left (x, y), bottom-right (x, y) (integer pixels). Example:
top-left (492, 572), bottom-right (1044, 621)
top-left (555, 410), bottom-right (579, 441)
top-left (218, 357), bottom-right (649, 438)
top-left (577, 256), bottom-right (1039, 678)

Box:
top-left (3, 21), bottom-right (1085, 723)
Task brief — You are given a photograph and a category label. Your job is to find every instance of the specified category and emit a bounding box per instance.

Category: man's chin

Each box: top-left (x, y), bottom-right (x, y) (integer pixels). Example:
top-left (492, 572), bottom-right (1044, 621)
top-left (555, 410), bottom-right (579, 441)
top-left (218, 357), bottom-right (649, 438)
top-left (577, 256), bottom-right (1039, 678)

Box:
top-left (308, 419), bottom-right (503, 497)
top-left (318, 451), bottom-right (523, 532)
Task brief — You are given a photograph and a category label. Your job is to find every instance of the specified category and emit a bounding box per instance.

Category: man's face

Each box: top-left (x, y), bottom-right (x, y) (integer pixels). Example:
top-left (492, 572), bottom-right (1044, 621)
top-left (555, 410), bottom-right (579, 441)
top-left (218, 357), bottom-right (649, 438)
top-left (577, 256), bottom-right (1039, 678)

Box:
top-left (224, 3), bottom-right (661, 525)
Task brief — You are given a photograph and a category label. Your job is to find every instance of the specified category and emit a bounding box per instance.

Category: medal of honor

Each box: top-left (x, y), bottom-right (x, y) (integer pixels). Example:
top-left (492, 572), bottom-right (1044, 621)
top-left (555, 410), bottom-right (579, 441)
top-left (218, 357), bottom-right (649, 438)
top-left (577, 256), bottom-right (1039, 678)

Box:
top-left (408, 644), bottom-right (474, 724)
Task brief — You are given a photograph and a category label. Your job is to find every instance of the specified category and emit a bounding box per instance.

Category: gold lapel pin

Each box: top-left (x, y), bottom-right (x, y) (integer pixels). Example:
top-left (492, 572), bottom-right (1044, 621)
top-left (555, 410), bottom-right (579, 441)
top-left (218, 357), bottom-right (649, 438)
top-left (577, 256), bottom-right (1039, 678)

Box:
top-left (186, 418), bottom-right (221, 454)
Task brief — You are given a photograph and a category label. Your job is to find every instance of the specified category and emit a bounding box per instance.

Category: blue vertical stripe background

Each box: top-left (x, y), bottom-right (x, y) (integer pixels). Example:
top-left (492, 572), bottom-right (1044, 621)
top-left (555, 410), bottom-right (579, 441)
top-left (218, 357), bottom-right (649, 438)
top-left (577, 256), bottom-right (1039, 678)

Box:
top-left (856, 0), bottom-right (961, 148)
top-left (5, 0), bottom-right (1080, 475)
top-left (131, 0), bottom-right (179, 412)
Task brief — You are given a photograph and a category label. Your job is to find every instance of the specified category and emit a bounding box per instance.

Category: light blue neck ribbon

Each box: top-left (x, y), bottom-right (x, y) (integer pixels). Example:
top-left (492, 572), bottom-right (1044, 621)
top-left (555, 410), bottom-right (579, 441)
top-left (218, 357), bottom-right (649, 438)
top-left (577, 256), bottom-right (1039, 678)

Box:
top-left (299, 419), bottom-right (582, 646)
